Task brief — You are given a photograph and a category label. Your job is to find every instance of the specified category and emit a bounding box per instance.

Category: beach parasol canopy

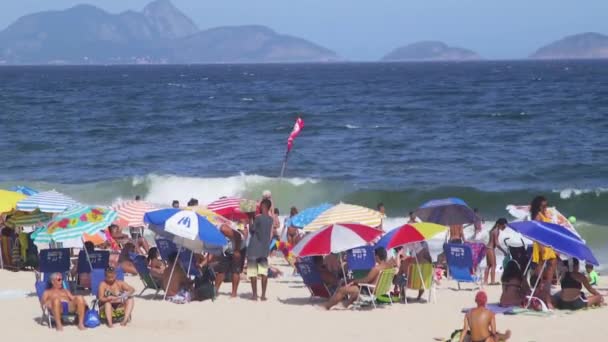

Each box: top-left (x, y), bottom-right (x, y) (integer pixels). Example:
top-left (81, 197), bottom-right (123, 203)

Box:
top-left (303, 203), bottom-right (383, 232)
top-left (375, 222), bottom-right (446, 250)
top-left (16, 190), bottom-right (78, 213)
top-left (187, 206), bottom-right (233, 227)
top-left (33, 206), bottom-right (118, 244)
top-left (508, 221), bottom-right (598, 265)
top-left (9, 185), bottom-right (39, 196)
top-left (206, 197), bottom-right (257, 221)
top-left (0, 190), bottom-right (27, 213)
top-left (506, 204), bottom-right (579, 237)
top-left (414, 198), bottom-right (477, 226)
top-left (112, 200), bottom-right (159, 227)
top-left (286, 203), bottom-right (332, 229)
top-left (292, 223), bottom-right (383, 257)
top-left (5, 210), bottom-right (52, 228)
top-left (144, 208), bottom-right (227, 248)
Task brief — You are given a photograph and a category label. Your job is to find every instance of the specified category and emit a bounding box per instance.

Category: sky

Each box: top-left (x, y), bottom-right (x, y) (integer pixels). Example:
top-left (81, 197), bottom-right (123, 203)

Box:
top-left (1, 0), bottom-right (607, 60)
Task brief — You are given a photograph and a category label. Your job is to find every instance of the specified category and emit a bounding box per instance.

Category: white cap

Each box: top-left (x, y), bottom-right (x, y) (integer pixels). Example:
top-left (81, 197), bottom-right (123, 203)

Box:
top-left (262, 190), bottom-right (272, 198)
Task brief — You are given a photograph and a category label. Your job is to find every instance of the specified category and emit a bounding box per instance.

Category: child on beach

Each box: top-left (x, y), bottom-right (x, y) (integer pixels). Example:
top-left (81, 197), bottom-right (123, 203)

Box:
top-left (586, 263), bottom-right (599, 286)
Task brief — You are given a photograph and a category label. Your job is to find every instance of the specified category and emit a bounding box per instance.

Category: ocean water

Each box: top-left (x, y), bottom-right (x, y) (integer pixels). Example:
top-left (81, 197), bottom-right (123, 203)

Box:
top-left (1, 61), bottom-right (607, 263)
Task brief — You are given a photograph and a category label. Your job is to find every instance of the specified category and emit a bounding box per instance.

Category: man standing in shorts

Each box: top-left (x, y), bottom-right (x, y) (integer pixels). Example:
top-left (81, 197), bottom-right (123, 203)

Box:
top-left (214, 223), bottom-right (245, 298)
top-left (246, 198), bottom-right (273, 301)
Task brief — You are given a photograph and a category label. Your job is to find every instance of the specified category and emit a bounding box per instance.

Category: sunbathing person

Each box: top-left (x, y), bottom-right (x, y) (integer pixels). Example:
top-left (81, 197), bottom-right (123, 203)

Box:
top-left (554, 258), bottom-right (604, 310)
top-left (118, 243), bottom-right (138, 275)
top-left (71, 241), bottom-right (95, 289)
top-left (459, 291), bottom-right (511, 342)
top-left (147, 247), bottom-right (165, 283)
top-left (41, 272), bottom-right (87, 331)
top-left (324, 248), bottom-right (391, 310)
top-left (162, 252), bottom-right (193, 303)
top-left (499, 260), bottom-right (530, 307)
top-left (98, 266), bottom-right (135, 328)
top-left (110, 224), bottom-right (149, 254)
top-left (312, 256), bottom-right (339, 291)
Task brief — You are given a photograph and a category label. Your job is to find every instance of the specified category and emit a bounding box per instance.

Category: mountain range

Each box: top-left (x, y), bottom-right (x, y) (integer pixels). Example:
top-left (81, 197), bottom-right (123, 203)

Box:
top-left (381, 41), bottom-right (481, 61)
top-left (0, 0), bottom-right (339, 64)
top-left (530, 32), bottom-right (608, 59)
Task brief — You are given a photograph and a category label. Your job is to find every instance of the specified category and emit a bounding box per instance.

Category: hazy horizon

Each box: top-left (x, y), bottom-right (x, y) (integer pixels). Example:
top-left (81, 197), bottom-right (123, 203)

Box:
top-left (1, 0), bottom-right (607, 60)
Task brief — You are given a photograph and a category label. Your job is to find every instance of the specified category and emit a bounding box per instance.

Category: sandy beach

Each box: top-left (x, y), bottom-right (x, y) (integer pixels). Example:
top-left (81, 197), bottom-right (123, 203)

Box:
top-left (0, 257), bottom-right (605, 342)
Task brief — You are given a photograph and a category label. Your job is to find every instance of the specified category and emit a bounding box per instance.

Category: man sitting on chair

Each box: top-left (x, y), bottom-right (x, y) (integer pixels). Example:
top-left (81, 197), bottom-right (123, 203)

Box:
top-left (41, 272), bottom-right (87, 331)
top-left (324, 248), bottom-right (391, 310)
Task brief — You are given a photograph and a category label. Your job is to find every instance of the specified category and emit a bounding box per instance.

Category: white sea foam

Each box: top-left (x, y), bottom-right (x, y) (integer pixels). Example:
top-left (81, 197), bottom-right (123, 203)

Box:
top-left (345, 124), bottom-right (359, 129)
top-left (556, 187), bottom-right (607, 199)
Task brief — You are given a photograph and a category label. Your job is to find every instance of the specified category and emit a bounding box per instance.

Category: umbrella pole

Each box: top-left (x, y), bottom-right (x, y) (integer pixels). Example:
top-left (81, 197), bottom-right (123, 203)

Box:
top-left (0, 241), bottom-right (3, 269)
top-left (187, 251), bottom-right (193, 277)
top-left (526, 260), bottom-right (546, 309)
top-left (163, 248), bottom-right (181, 301)
top-left (414, 254), bottom-right (426, 292)
top-left (82, 237), bottom-right (94, 271)
top-left (340, 252), bottom-right (348, 283)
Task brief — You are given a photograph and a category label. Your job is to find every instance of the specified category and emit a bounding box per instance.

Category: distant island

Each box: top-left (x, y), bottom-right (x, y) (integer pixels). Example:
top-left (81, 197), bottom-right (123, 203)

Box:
top-left (530, 32), bottom-right (608, 59)
top-left (0, 0), bottom-right (340, 64)
top-left (381, 41), bottom-right (481, 62)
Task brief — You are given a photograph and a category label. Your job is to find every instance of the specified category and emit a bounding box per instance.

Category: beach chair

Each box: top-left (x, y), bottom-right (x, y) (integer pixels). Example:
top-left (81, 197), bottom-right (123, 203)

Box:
top-left (155, 237), bottom-right (200, 278)
top-left (132, 254), bottom-right (163, 298)
top-left (347, 246), bottom-right (375, 280)
top-left (39, 248), bottom-right (71, 289)
top-left (405, 262), bottom-right (435, 303)
top-left (295, 260), bottom-right (332, 300)
top-left (34, 279), bottom-right (78, 328)
top-left (75, 250), bottom-right (109, 289)
top-left (90, 267), bottom-right (126, 323)
top-left (356, 268), bottom-right (397, 309)
top-left (443, 243), bottom-right (481, 290)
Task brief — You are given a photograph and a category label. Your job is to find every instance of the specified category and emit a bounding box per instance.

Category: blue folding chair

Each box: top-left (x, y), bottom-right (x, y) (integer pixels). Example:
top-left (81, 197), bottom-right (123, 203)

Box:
top-left (132, 255), bottom-right (163, 298)
top-left (443, 243), bottom-right (481, 290)
top-left (347, 246), bottom-right (375, 280)
top-left (155, 238), bottom-right (178, 261)
top-left (35, 278), bottom-right (77, 328)
top-left (38, 248), bottom-right (71, 288)
top-left (90, 267), bottom-right (126, 323)
top-left (295, 260), bottom-right (332, 299)
top-left (155, 238), bottom-right (200, 277)
top-left (76, 250), bottom-right (110, 289)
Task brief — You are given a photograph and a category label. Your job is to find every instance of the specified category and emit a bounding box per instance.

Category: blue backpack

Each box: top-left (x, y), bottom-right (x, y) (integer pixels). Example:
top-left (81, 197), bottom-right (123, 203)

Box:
top-left (84, 309), bottom-right (101, 328)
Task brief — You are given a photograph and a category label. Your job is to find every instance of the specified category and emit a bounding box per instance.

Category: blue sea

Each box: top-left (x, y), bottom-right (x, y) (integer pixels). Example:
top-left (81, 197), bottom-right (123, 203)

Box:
top-left (1, 61), bottom-right (607, 262)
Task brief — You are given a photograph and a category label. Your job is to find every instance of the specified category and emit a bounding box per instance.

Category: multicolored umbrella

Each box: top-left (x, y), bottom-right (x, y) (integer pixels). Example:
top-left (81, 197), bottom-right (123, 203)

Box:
top-left (9, 185), bottom-right (39, 196)
top-left (16, 190), bottom-right (78, 213)
top-left (112, 200), bottom-right (159, 227)
top-left (6, 210), bottom-right (52, 228)
top-left (303, 203), bottom-right (383, 232)
top-left (286, 203), bottom-right (332, 229)
top-left (375, 223), bottom-right (446, 249)
top-left (33, 206), bottom-right (118, 243)
top-left (0, 190), bottom-right (26, 213)
top-left (414, 198), bottom-right (477, 226)
top-left (292, 223), bottom-right (383, 257)
top-left (207, 197), bottom-right (256, 221)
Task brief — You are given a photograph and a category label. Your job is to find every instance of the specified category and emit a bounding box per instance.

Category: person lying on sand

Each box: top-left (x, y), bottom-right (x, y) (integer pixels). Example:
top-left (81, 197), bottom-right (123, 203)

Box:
top-left (324, 248), bottom-right (391, 310)
top-left (41, 272), bottom-right (87, 331)
top-left (460, 291), bottom-right (511, 342)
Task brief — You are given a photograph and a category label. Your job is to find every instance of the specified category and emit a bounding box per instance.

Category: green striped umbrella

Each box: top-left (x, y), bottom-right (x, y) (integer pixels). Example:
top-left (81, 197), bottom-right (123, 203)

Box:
top-left (33, 205), bottom-right (117, 244)
top-left (6, 210), bottom-right (52, 228)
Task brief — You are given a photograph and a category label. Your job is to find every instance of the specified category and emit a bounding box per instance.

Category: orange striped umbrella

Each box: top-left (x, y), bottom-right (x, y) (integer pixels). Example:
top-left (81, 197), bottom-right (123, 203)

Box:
top-left (112, 200), bottom-right (159, 227)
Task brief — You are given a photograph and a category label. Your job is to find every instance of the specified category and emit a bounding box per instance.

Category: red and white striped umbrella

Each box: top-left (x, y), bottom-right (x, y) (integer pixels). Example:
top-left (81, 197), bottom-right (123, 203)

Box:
top-left (292, 223), bottom-right (383, 257)
top-left (112, 200), bottom-right (159, 227)
top-left (206, 197), bottom-right (256, 221)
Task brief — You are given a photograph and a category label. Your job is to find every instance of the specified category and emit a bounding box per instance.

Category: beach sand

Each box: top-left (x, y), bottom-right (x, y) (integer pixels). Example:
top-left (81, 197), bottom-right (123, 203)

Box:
top-left (0, 257), bottom-right (605, 342)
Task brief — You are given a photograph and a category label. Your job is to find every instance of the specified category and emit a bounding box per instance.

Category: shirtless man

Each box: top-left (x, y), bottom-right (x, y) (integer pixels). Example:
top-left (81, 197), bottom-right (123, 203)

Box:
top-left (98, 267), bottom-right (135, 328)
top-left (449, 224), bottom-right (465, 244)
top-left (215, 223), bottom-right (246, 297)
top-left (484, 218), bottom-right (508, 285)
top-left (41, 272), bottom-right (87, 331)
top-left (460, 291), bottom-right (511, 342)
top-left (324, 248), bottom-right (391, 310)
top-left (162, 252), bottom-right (193, 301)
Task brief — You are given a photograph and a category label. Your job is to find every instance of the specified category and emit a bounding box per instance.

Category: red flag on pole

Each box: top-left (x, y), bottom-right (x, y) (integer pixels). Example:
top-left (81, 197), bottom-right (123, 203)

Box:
top-left (287, 117), bottom-right (304, 152)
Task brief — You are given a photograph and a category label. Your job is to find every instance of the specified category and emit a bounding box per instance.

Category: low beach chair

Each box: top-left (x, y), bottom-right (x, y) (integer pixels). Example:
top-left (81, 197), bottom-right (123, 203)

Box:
top-left (443, 243), bottom-right (481, 290)
top-left (39, 248), bottom-right (71, 289)
top-left (347, 246), bottom-right (375, 280)
top-left (356, 268), bottom-right (397, 309)
top-left (155, 237), bottom-right (200, 278)
top-left (75, 250), bottom-right (109, 289)
top-left (90, 267), bottom-right (126, 323)
top-left (295, 260), bottom-right (332, 299)
top-left (405, 262), bottom-right (435, 303)
top-left (132, 254), bottom-right (163, 298)
top-left (34, 279), bottom-right (77, 328)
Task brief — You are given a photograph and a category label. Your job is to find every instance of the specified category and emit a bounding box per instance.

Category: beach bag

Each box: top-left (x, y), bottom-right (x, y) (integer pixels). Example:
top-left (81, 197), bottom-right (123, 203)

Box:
top-left (84, 309), bottom-right (101, 328)
top-left (194, 266), bottom-right (216, 301)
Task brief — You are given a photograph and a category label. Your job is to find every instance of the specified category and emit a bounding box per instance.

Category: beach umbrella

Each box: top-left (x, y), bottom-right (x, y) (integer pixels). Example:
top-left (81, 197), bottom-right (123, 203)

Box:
top-left (303, 203), bottom-right (383, 232)
top-left (16, 190), bottom-right (78, 213)
top-left (375, 222), bottom-right (446, 250)
top-left (144, 208), bottom-right (227, 247)
top-left (286, 203), bottom-right (332, 229)
top-left (9, 185), bottom-right (39, 196)
top-left (0, 190), bottom-right (26, 213)
top-left (188, 206), bottom-right (233, 227)
top-left (414, 198), bottom-right (476, 226)
top-left (207, 197), bottom-right (257, 221)
top-left (292, 223), bottom-right (383, 257)
top-left (506, 204), bottom-right (579, 237)
top-left (33, 206), bottom-right (118, 244)
top-left (112, 200), bottom-right (159, 227)
top-left (5, 210), bottom-right (52, 228)
top-left (507, 221), bottom-right (597, 265)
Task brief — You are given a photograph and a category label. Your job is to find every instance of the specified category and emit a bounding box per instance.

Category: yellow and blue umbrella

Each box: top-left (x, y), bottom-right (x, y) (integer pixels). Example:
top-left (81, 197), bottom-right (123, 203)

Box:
top-left (33, 206), bottom-right (117, 244)
top-left (303, 203), bottom-right (383, 232)
top-left (376, 223), bottom-right (446, 249)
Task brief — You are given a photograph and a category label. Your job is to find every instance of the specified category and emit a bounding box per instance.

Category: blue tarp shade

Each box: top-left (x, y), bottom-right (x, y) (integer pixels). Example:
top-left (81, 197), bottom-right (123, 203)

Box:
top-left (508, 221), bottom-right (599, 265)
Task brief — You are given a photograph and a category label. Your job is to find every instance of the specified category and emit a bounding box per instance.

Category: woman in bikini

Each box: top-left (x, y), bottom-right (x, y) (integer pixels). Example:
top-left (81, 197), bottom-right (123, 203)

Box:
top-left (554, 258), bottom-right (603, 310)
top-left (98, 267), bottom-right (135, 328)
top-left (500, 259), bottom-right (530, 307)
top-left (484, 218), bottom-right (508, 285)
top-left (147, 247), bottom-right (165, 283)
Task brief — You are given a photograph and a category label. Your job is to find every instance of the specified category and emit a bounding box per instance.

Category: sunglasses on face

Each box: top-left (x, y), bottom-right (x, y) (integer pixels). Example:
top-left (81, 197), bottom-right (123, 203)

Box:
top-left (54, 278), bottom-right (62, 282)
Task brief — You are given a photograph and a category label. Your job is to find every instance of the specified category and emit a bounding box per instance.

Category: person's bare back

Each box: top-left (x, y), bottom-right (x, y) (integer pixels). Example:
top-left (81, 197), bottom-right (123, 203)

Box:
top-left (460, 291), bottom-right (511, 342)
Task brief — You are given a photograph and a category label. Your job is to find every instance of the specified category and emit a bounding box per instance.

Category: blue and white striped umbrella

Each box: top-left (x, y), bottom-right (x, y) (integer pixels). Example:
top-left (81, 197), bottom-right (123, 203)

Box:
top-left (9, 185), bottom-right (39, 196)
top-left (144, 208), bottom-right (227, 249)
top-left (16, 190), bottom-right (78, 213)
top-left (286, 203), bottom-right (333, 229)
top-left (33, 206), bottom-right (117, 243)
